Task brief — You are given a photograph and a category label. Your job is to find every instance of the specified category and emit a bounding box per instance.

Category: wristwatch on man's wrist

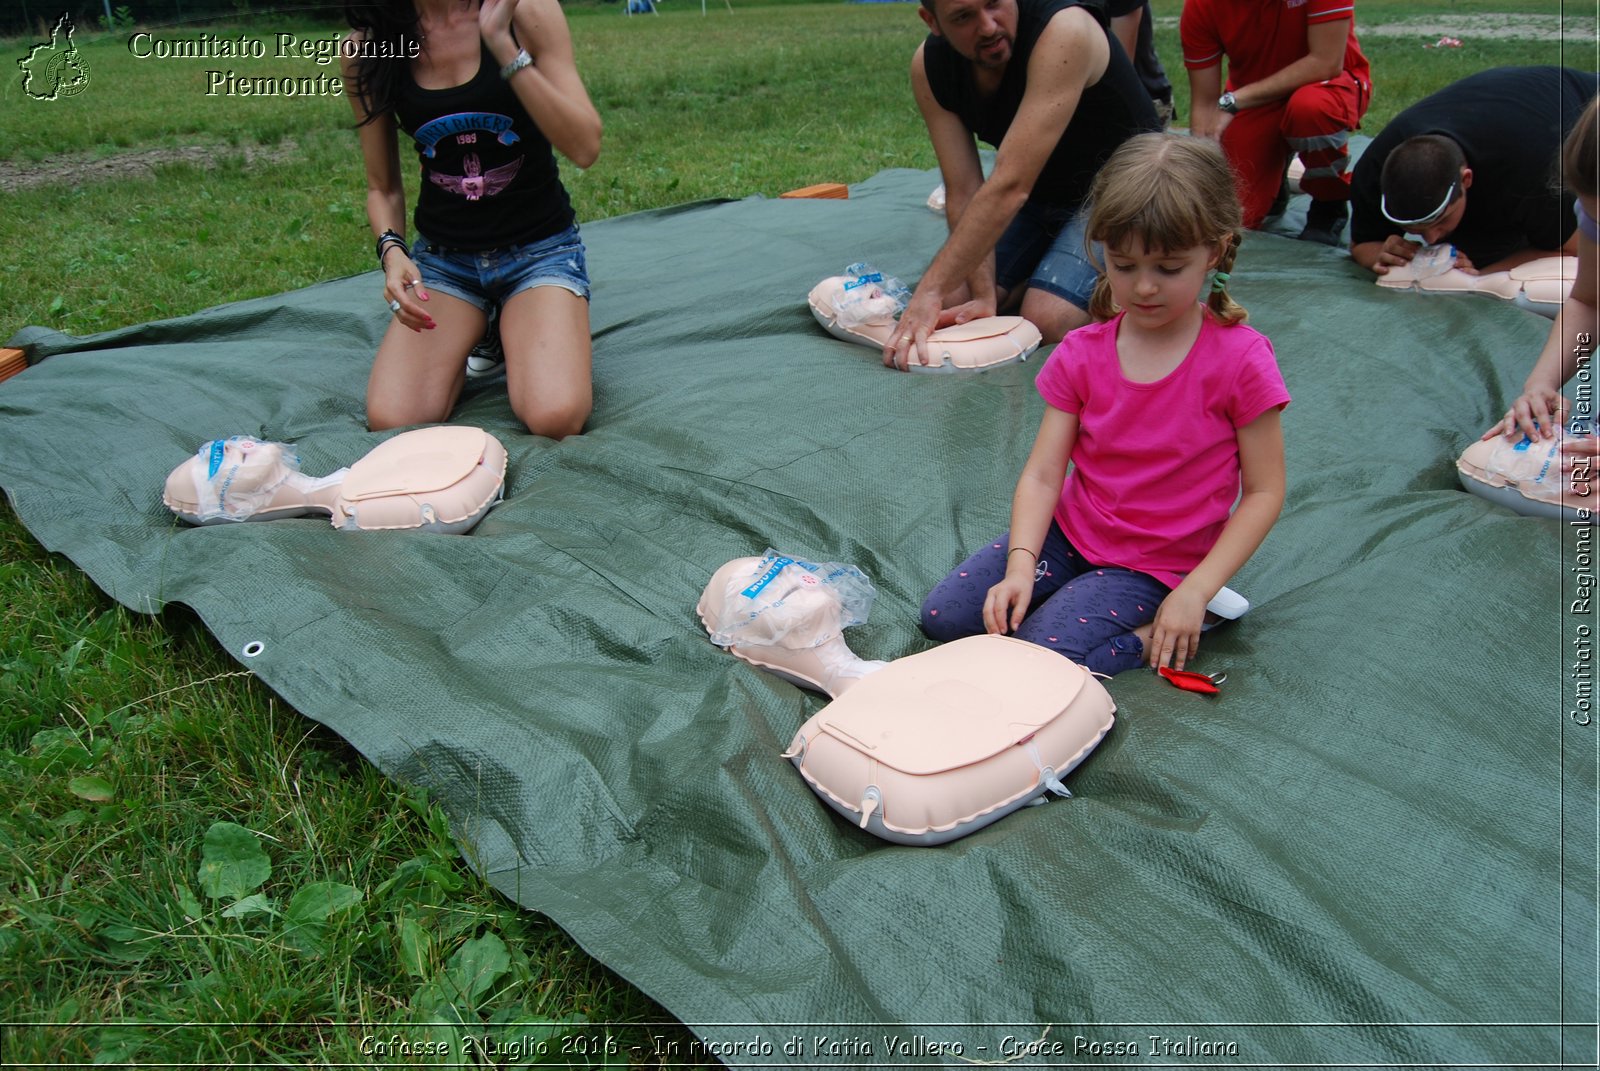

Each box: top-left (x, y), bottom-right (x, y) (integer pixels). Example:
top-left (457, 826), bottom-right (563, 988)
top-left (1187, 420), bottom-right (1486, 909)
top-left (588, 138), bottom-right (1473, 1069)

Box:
top-left (1217, 91), bottom-right (1239, 113)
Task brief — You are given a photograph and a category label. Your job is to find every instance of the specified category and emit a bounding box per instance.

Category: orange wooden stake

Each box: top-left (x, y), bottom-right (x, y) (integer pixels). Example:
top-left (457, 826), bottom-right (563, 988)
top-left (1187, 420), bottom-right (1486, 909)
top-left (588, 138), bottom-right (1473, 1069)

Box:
top-left (780, 183), bottom-right (848, 200)
top-left (0, 348), bottom-right (25, 385)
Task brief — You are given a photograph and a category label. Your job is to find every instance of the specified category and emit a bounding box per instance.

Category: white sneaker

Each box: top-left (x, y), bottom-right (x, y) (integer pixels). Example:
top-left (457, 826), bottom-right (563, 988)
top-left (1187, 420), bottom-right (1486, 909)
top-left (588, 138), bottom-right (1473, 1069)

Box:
top-left (1202, 586), bottom-right (1251, 631)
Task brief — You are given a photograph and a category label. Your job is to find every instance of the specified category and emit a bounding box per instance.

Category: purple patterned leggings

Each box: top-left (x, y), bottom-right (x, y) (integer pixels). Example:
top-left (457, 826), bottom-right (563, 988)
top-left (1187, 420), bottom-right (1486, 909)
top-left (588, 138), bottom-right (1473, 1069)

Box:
top-left (920, 523), bottom-right (1171, 676)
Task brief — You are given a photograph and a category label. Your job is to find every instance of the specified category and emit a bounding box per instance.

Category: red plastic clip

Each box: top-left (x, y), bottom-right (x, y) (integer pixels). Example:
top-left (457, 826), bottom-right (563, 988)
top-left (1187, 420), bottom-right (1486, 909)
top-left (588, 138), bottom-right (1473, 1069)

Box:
top-left (1155, 666), bottom-right (1224, 695)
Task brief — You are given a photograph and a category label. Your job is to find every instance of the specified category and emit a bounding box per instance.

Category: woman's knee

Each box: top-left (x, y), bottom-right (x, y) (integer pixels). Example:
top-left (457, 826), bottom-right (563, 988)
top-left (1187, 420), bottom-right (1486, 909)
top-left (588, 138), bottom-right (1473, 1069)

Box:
top-left (367, 397), bottom-right (449, 432)
top-left (514, 393), bottom-right (591, 440)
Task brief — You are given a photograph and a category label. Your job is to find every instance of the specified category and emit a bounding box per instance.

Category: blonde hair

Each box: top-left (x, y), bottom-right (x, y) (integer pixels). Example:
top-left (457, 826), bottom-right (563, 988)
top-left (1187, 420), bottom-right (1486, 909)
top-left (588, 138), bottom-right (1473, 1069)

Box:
top-left (1084, 133), bottom-right (1247, 326)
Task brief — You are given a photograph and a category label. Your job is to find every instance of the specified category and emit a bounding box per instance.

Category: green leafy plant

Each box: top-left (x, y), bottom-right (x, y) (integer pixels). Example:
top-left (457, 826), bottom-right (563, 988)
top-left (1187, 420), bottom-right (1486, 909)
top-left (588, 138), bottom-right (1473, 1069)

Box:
top-left (97, 5), bottom-right (135, 31)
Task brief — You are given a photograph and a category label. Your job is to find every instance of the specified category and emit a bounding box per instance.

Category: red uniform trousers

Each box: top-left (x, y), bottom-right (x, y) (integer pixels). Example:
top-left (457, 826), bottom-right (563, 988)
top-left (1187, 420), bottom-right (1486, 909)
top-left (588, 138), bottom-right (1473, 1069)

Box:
top-left (1220, 71), bottom-right (1369, 229)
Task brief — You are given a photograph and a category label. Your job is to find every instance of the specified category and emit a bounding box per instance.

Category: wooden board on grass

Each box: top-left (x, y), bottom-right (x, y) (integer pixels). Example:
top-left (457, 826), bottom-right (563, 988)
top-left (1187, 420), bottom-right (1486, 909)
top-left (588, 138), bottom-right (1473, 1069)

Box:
top-left (780, 183), bottom-right (848, 200)
top-left (0, 349), bottom-right (25, 385)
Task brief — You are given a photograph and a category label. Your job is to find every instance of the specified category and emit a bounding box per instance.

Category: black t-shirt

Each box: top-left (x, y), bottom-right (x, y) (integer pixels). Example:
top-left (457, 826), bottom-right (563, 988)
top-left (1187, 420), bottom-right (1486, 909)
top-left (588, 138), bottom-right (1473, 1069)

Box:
top-left (1349, 66), bottom-right (1599, 266)
top-left (922, 0), bottom-right (1160, 211)
top-left (394, 44), bottom-right (575, 251)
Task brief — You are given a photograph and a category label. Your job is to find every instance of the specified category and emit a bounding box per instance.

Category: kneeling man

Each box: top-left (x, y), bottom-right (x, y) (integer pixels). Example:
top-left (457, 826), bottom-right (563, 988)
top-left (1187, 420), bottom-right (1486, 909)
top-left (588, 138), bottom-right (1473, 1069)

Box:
top-left (1181, 0), bottom-right (1372, 245)
top-left (886, 0), bottom-right (1158, 370)
top-left (1349, 66), bottom-right (1600, 276)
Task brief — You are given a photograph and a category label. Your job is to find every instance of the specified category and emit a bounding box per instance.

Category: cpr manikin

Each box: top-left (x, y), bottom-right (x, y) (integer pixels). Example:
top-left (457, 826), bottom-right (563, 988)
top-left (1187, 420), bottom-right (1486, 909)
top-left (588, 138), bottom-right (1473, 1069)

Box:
top-left (1456, 426), bottom-right (1585, 521)
top-left (163, 425), bottom-right (507, 534)
top-left (698, 551), bottom-right (1117, 845)
top-left (1376, 252), bottom-right (1575, 319)
top-left (808, 267), bottom-right (1043, 372)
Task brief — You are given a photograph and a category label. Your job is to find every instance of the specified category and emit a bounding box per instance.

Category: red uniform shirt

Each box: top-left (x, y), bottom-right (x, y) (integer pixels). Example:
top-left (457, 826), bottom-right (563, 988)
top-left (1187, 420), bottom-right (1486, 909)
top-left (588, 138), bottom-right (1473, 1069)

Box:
top-left (1180, 0), bottom-right (1369, 90)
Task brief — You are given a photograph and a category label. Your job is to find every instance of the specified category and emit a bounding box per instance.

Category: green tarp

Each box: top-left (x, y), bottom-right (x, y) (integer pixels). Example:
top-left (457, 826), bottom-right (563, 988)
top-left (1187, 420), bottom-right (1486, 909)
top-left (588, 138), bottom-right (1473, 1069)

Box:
top-left (2, 166), bottom-right (1593, 1065)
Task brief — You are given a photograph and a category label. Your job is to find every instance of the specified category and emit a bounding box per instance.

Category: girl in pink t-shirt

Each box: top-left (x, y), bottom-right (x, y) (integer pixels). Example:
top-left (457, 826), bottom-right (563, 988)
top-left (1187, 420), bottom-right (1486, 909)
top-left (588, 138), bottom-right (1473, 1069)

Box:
top-left (922, 133), bottom-right (1289, 675)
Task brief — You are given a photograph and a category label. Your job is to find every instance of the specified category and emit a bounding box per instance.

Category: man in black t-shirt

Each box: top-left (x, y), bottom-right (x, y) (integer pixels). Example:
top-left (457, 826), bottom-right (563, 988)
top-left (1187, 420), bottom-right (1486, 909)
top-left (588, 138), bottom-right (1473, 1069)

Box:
top-left (883, 0), bottom-right (1158, 370)
top-left (1349, 66), bottom-right (1599, 276)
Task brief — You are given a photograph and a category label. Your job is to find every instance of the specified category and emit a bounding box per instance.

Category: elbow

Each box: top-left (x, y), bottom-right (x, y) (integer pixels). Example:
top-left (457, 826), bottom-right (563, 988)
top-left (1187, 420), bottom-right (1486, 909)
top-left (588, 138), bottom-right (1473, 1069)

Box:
top-left (566, 118), bottom-right (602, 171)
top-left (1020, 464), bottom-right (1069, 500)
top-left (1253, 486), bottom-right (1287, 522)
top-left (368, 184), bottom-right (404, 212)
top-left (1315, 56), bottom-right (1344, 82)
top-left (1236, 481), bottom-right (1285, 517)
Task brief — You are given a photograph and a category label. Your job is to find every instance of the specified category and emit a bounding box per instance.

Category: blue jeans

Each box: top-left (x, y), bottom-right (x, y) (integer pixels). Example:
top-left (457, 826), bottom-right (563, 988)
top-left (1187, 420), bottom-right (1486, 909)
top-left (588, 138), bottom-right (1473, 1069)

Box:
top-left (991, 201), bottom-right (1099, 312)
top-left (410, 223), bottom-right (590, 311)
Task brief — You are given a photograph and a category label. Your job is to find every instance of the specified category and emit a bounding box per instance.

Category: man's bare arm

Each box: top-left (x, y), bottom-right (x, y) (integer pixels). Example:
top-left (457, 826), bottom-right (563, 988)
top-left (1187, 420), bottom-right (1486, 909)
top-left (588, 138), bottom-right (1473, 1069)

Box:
top-left (888, 6), bottom-right (1108, 369)
top-left (1228, 17), bottom-right (1348, 110)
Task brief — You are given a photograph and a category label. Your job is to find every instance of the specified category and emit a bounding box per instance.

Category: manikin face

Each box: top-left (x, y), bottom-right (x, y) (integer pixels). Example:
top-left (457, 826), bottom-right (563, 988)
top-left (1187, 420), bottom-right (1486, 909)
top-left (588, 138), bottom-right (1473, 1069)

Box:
top-left (921, 0), bottom-right (1019, 71)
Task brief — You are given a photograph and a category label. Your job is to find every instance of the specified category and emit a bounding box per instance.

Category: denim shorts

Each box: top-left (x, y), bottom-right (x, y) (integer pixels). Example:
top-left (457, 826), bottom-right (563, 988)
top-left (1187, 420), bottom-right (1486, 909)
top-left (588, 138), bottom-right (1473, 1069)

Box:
top-left (992, 200), bottom-right (1100, 311)
top-left (410, 222), bottom-right (590, 311)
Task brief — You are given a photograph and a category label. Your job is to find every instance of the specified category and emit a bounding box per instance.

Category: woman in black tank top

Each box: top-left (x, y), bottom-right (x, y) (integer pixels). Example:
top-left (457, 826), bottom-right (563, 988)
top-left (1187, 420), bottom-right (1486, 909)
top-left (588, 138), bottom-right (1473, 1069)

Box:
top-left (343, 0), bottom-right (602, 439)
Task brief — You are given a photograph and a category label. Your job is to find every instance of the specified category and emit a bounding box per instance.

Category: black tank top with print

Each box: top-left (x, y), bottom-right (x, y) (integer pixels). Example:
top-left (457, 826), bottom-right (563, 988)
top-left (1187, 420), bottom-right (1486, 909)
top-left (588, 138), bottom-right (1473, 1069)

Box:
top-left (394, 43), bottom-right (575, 250)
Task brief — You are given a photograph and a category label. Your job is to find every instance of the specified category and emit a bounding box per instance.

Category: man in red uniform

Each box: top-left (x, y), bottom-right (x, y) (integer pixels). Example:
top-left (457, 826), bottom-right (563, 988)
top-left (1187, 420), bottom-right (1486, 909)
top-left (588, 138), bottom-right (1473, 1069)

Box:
top-left (1181, 0), bottom-right (1371, 245)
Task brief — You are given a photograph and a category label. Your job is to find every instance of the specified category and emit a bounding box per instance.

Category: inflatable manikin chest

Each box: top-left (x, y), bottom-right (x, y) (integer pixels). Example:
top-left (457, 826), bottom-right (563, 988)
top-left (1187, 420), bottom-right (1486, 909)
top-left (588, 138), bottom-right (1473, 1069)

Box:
top-left (163, 425), bottom-right (508, 534)
top-left (1457, 427), bottom-right (1588, 522)
top-left (1377, 252), bottom-right (1575, 319)
top-left (698, 553), bottom-right (1117, 846)
top-left (808, 272), bottom-right (1043, 373)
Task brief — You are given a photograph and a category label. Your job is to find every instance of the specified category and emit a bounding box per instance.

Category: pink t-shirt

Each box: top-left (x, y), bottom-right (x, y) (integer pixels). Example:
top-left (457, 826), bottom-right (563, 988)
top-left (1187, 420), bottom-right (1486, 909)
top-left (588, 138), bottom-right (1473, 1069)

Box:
top-left (1034, 311), bottom-right (1290, 589)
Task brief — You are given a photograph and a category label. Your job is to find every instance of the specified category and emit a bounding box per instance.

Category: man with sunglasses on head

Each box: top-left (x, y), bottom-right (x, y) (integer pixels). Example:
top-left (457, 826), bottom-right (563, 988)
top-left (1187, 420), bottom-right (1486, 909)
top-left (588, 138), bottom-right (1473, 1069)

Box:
top-left (1349, 66), bottom-right (1600, 276)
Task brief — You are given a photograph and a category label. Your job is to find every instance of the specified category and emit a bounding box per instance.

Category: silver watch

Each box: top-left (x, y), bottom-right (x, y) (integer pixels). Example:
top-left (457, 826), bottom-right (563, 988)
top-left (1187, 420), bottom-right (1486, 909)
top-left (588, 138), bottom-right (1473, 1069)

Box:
top-left (499, 48), bottom-right (533, 80)
top-left (1217, 91), bottom-right (1239, 114)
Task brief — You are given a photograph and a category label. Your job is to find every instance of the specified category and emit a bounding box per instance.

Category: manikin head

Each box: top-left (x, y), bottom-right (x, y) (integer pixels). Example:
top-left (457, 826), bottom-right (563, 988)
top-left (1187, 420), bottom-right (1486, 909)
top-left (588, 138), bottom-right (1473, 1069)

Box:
top-left (705, 558), bottom-right (846, 650)
top-left (163, 437), bottom-right (299, 522)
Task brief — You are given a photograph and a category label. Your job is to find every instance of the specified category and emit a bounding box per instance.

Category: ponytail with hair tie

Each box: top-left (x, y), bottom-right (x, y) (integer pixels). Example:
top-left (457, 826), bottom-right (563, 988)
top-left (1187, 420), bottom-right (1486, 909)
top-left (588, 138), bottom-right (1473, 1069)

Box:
top-left (1205, 233), bottom-right (1248, 326)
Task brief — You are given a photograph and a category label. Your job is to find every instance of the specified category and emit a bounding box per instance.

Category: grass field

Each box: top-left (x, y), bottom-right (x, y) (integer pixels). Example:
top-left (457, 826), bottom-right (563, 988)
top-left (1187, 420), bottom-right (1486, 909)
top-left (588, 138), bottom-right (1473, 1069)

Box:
top-left (0, 1), bottom-right (1592, 1064)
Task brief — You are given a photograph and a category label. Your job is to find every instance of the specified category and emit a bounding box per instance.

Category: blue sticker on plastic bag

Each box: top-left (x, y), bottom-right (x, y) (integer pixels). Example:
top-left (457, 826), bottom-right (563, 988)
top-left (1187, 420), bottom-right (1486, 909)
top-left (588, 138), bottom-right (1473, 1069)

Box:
top-left (741, 555), bottom-right (797, 599)
top-left (207, 440), bottom-right (226, 479)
